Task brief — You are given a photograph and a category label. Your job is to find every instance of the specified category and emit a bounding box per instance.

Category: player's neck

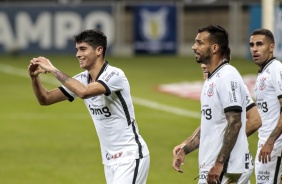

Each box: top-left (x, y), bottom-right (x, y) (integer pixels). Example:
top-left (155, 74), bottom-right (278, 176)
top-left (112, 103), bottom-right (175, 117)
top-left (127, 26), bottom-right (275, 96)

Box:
top-left (206, 56), bottom-right (224, 74)
top-left (88, 60), bottom-right (106, 82)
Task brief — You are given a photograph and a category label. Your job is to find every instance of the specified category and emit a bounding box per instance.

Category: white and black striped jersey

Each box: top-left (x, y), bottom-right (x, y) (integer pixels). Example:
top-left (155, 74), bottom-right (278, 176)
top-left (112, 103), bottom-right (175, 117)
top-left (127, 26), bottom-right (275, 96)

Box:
top-left (59, 62), bottom-right (149, 166)
top-left (199, 61), bottom-right (248, 173)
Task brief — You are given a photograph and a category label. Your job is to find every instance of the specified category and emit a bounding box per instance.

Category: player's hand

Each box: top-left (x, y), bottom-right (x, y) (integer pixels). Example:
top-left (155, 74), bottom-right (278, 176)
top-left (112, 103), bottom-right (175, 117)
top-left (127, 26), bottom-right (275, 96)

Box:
top-left (172, 144), bottom-right (186, 173)
top-left (207, 162), bottom-right (223, 184)
top-left (259, 142), bottom-right (273, 164)
top-left (28, 62), bottom-right (47, 77)
top-left (30, 56), bottom-right (56, 73)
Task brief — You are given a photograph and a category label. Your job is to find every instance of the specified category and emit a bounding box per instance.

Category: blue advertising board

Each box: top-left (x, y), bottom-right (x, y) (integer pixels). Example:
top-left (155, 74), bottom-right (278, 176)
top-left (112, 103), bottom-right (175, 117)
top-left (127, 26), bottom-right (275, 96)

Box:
top-left (0, 4), bottom-right (114, 54)
top-left (275, 5), bottom-right (282, 60)
top-left (133, 4), bottom-right (177, 54)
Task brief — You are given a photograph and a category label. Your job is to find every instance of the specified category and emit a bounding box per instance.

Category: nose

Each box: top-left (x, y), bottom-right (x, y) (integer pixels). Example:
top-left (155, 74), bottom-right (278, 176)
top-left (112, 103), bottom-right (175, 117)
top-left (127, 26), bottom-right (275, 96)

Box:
top-left (192, 43), bottom-right (196, 51)
top-left (76, 50), bottom-right (80, 58)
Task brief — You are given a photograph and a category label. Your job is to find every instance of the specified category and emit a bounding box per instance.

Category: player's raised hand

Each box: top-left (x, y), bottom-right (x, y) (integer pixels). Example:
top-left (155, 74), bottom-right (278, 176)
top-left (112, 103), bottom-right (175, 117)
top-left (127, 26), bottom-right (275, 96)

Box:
top-left (172, 144), bottom-right (186, 173)
top-left (259, 142), bottom-right (273, 164)
top-left (30, 56), bottom-right (56, 73)
top-left (28, 62), bottom-right (48, 77)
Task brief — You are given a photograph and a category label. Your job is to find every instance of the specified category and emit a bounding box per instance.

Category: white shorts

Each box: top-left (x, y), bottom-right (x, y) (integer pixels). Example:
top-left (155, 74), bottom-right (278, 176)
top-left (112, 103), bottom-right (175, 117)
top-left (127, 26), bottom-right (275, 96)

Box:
top-left (255, 141), bottom-right (282, 184)
top-left (198, 169), bottom-right (242, 184)
top-left (104, 155), bottom-right (150, 184)
top-left (198, 152), bottom-right (253, 184)
top-left (238, 152), bottom-right (254, 184)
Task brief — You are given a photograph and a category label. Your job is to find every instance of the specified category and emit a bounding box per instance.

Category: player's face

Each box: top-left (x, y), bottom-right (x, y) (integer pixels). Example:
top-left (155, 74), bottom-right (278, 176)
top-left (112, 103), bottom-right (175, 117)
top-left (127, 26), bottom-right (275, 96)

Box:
top-left (192, 31), bottom-right (212, 64)
top-left (201, 63), bottom-right (208, 80)
top-left (249, 35), bottom-right (274, 67)
top-left (75, 42), bottom-right (100, 70)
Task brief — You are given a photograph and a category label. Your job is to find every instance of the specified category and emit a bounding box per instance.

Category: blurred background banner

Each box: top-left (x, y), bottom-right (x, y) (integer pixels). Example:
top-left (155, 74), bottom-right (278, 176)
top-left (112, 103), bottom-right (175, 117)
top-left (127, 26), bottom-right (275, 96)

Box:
top-left (0, 4), bottom-right (114, 54)
top-left (133, 4), bottom-right (177, 54)
top-left (275, 5), bottom-right (282, 60)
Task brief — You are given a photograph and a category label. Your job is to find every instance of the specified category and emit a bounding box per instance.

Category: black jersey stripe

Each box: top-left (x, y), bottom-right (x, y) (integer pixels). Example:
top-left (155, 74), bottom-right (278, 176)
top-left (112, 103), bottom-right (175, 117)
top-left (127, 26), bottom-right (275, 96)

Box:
top-left (97, 80), bottom-right (111, 96)
top-left (115, 91), bottom-right (131, 126)
top-left (58, 86), bottom-right (74, 102)
top-left (274, 155), bottom-right (282, 184)
top-left (115, 91), bottom-right (143, 158)
top-left (132, 159), bottom-right (140, 184)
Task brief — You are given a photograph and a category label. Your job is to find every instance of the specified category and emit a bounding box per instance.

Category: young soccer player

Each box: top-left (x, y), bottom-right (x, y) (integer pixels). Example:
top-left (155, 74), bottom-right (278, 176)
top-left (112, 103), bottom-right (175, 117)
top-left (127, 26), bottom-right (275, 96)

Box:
top-left (28, 29), bottom-right (150, 184)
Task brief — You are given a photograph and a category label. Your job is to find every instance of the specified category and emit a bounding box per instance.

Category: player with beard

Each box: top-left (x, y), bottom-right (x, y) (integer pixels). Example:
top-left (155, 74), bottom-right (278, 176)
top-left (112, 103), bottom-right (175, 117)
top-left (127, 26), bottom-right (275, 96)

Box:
top-left (172, 25), bottom-right (249, 184)
top-left (250, 28), bottom-right (282, 184)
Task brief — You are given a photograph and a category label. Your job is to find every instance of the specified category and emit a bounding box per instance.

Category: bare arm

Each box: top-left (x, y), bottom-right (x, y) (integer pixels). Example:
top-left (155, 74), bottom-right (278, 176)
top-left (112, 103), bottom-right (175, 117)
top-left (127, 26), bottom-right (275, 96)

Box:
top-left (31, 57), bottom-right (106, 99)
top-left (28, 63), bottom-right (68, 105)
top-left (182, 127), bottom-right (201, 154)
top-left (172, 127), bottom-right (200, 173)
top-left (216, 111), bottom-right (242, 164)
top-left (246, 106), bottom-right (262, 137)
top-left (52, 69), bottom-right (106, 98)
top-left (259, 98), bottom-right (282, 163)
top-left (207, 111), bottom-right (242, 183)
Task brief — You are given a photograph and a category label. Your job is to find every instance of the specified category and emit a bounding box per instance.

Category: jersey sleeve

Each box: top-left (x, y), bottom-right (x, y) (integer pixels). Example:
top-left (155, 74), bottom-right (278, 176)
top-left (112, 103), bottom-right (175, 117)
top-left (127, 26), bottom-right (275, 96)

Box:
top-left (271, 65), bottom-right (282, 99)
top-left (218, 72), bottom-right (243, 113)
top-left (97, 68), bottom-right (125, 96)
top-left (58, 73), bottom-right (86, 102)
top-left (245, 84), bottom-right (256, 111)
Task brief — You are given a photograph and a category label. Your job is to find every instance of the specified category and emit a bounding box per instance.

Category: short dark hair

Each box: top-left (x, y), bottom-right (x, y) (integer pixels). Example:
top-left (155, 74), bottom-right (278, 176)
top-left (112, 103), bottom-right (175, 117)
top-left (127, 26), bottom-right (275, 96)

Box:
top-left (251, 28), bottom-right (275, 44)
top-left (198, 24), bottom-right (229, 57)
top-left (74, 29), bottom-right (107, 57)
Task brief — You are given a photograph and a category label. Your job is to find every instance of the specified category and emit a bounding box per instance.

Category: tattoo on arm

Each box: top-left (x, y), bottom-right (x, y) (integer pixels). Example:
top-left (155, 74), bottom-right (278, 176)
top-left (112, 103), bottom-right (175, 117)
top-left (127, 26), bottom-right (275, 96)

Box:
top-left (53, 69), bottom-right (71, 84)
top-left (183, 129), bottom-right (201, 155)
top-left (267, 99), bottom-right (282, 144)
top-left (216, 111), bottom-right (242, 164)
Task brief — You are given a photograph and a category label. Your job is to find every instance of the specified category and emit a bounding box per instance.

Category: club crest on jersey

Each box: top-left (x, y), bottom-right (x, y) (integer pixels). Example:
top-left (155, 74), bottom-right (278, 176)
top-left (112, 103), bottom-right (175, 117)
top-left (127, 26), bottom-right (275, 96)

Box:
top-left (259, 77), bottom-right (266, 90)
top-left (207, 83), bottom-right (215, 97)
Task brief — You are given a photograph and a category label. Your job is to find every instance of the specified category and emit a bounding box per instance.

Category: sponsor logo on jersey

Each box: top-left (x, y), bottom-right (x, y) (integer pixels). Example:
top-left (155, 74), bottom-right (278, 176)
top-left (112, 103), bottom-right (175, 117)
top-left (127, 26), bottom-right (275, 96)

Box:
top-left (88, 105), bottom-right (112, 117)
top-left (207, 83), bottom-right (215, 97)
top-left (105, 70), bottom-right (118, 82)
top-left (199, 170), bottom-right (208, 180)
top-left (230, 81), bottom-right (238, 102)
top-left (257, 170), bottom-right (270, 181)
top-left (106, 152), bottom-right (123, 160)
top-left (259, 77), bottom-right (266, 90)
top-left (256, 101), bottom-right (268, 113)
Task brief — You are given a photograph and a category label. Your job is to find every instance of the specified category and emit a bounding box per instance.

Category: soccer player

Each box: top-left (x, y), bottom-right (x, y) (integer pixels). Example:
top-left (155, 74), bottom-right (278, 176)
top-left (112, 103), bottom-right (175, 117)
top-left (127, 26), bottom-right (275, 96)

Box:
top-left (172, 25), bottom-right (249, 184)
top-left (249, 28), bottom-right (282, 184)
top-left (199, 63), bottom-right (261, 184)
top-left (28, 29), bottom-right (150, 184)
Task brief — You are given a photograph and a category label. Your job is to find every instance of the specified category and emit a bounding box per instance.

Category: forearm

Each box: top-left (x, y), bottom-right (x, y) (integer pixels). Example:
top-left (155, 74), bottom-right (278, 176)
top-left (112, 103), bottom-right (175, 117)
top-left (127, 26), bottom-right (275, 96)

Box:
top-left (51, 69), bottom-right (88, 98)
top-left (182, 128), bottom-right (200, 155)
top-left (216, 112), bottom-right (241, 164)
top-left (265, 116), bottom-right (282, 145)
top-left (30, 76), bottom-right (49, 105)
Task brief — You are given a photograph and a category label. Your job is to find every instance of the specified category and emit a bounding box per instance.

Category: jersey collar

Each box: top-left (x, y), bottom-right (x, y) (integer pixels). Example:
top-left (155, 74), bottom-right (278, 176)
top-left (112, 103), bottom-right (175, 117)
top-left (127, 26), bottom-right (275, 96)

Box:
top-left (87, 61), bottom-right (109, 84)
top-left (258, 57), bottom-right (276, 73)
top-left (208, 61), bottom-right (229, 79)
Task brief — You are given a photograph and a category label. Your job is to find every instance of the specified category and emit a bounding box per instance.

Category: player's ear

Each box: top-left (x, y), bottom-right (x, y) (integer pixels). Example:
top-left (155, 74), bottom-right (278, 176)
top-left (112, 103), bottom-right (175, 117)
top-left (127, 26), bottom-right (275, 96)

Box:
top-left (212, 44), bottom-right (219, 54)
top-left (96, 46), bottom-right (103, 55)
top-left (270, 43), bottom-right (275, 53)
